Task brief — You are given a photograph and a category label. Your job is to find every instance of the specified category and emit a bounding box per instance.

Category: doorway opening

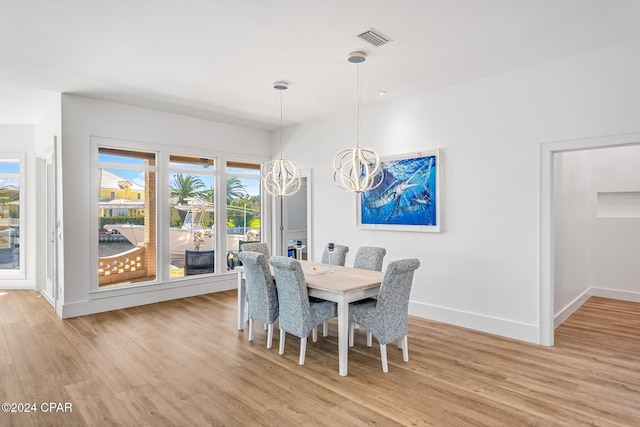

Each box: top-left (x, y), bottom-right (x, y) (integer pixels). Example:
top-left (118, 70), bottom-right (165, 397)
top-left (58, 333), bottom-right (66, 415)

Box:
top-left (274, 170), bottom-right (312, 260)
top-left (540, 132), bottom-right (640, 346)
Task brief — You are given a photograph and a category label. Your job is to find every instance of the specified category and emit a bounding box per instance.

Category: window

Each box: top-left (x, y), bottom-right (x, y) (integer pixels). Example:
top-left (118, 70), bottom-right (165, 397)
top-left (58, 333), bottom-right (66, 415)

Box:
top-left (169, 155), bottom-right (215, 278)
top-left (94, 141), bottom-right (265, 286)
top-left (98, 148), bottom-right (156, 287)
top-left (226, 161), bottom-right (262, 268)
top-left (0, 159), bottom-right (21, 272)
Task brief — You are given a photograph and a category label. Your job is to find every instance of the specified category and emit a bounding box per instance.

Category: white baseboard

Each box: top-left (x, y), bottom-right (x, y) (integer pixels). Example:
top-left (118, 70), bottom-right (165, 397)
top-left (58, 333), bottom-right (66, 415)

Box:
top-left (590, 287), bottom-right (640, 302)
top-left (554, 287), bottom-right (640, 328)
top-left (554, 289), bottom-right (591, 328)
top-left (409, 301), bottom-right (540, 344)
top-left (0, 278), bottom-right (36, 290)
top-left (60, 276), bottom-right (236, 319)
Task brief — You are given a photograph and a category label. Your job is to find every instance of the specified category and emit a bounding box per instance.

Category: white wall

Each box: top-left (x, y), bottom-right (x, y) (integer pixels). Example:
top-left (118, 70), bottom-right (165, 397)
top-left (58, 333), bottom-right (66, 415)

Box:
top-left (33, 92), bottom-right (62, 156)
top-left (0, 125), bottom-right (36, 288)
top-left (553, 150), bottom-right (592, 323)
top-left (60, 94), bottom-right (270, 317)
top-left (280, 37), bottom-right (640, 344)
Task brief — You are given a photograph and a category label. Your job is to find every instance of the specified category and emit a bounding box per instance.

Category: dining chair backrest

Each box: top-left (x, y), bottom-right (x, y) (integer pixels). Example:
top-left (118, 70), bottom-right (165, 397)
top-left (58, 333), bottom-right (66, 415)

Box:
top-left (241, 242), bottom-right (270, 259)
top-left (236, 239), bottom-right (260, 267)
top-left (238, 251), bottom-right (278, 324)
top-left (321, 244), bottom-right (349, 266)
top-left (269, 256), bottom-right (314, 338)
top-left (374, 258), bottom-right (421, 344)
top-left (184, 250), bottom-right (215, 275)
top-left (353, 246), bottom-right (386, 271)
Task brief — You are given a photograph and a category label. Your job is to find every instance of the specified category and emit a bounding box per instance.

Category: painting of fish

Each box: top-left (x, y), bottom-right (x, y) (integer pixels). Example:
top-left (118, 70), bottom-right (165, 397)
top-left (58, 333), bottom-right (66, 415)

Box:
top-left (358, 150), bottom-right (440, 232)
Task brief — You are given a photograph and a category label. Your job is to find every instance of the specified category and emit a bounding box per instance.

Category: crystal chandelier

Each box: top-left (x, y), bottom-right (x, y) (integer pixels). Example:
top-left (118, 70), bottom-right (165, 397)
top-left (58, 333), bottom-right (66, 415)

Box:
top-left (261, 81), bottom-right (302, 197)
top-left (333, 51), bottom-right (382, 193)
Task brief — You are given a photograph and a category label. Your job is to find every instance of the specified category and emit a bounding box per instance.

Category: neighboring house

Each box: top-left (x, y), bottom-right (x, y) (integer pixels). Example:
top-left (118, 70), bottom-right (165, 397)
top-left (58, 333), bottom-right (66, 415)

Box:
top-left (0, 184), bottom-right (19, 227)
top-left (98, 169), bottom-right (145, 217)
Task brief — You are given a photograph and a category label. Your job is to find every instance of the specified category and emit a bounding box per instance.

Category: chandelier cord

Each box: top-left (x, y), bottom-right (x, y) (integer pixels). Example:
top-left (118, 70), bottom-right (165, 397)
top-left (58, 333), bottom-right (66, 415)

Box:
top-left (261, 80), bottom-right (301, 197)
top-left (332, 51), bottom-right (382, 193)
top-left (356, 62), bottom-right (360, 148)
top-left (280, 89), bottom-right (284, 159)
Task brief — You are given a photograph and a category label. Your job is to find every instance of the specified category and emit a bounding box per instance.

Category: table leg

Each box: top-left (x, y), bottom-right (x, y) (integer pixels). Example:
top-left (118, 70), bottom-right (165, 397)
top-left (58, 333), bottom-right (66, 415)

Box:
top-left (337, 297), bottom-right (349, 376)
top-left (237, 272), bottom-right (246, 330)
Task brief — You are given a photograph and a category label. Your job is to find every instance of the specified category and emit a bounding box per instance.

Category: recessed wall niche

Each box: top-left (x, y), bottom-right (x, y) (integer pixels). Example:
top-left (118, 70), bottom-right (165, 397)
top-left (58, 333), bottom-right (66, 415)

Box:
top-left (596, 191), bottom-right (640, 218)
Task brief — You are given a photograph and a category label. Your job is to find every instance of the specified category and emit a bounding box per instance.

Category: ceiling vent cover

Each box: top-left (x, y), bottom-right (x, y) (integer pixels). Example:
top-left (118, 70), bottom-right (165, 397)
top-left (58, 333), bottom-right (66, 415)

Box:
top-left (357, 29), bottom-right (391, 47)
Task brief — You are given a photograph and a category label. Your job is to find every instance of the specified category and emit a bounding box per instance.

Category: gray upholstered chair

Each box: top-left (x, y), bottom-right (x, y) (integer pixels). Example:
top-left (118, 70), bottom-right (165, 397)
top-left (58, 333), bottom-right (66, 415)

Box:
top-left (239, 243), bottom-right (271, 332)
top-left (269, 256), bottom-right (337, 365)
top-left (349, 258), bottom-right (420, 372)
top-left (318, 244), bottom-right (350, 336)
top-left (351, 246), bottom-right (386, 331)
top-left (238, 251), bottom-right (278, 349)
top-left (353, 246), bottom-right (386, 271)
top-left (321, 244), bottom-right (349, 266)
top-left (240, 242), bottom-right (270, 259)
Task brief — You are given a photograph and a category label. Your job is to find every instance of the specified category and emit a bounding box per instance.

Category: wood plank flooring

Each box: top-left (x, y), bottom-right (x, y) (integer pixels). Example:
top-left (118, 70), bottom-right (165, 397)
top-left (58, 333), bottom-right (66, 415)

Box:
top-left (1, 291), bottom-right (639, 426)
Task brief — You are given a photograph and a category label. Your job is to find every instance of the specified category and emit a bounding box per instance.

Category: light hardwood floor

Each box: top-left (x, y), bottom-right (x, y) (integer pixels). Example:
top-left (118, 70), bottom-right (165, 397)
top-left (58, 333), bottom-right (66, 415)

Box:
top-left (1, 290), bottom-right (639, 426)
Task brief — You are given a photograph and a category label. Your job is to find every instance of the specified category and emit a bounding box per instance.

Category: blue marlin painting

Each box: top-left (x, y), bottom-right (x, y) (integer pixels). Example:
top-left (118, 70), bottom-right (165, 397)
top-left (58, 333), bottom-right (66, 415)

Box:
top-left (360, 153), bottom-right (438, 227)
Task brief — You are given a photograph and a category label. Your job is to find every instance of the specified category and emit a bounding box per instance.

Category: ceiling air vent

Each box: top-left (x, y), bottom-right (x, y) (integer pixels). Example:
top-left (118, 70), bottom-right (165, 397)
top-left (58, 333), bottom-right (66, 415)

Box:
top-left (357, 29), bottom-right (391, 47)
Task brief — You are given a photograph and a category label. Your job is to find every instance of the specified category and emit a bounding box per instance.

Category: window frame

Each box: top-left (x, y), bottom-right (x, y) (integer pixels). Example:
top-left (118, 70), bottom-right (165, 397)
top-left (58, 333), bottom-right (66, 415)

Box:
top-left (91, 138), bottom-right (159, 292)
top-left (225, 159), bottom-right (266, 258)
top-left (168, 153), bottom-right (217, 279)
top-left (89, 137), bottom-right (270, 294)
top-left (0, 153), bottom-right (25, 278)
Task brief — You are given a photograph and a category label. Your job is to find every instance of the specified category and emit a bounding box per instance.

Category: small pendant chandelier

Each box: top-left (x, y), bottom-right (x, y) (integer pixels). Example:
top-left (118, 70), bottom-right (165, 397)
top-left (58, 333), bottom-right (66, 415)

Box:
top-left (261, 81), bottom-right (302, 197)
top-left (333, 51), bottom-right (383, 193)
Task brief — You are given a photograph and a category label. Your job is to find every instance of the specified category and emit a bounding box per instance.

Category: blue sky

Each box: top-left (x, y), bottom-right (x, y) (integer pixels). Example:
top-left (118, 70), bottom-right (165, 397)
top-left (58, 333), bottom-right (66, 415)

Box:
top-left (0, 178), bottom-right (19, 187)
top-left (0, 161), bottom-right (19, 188)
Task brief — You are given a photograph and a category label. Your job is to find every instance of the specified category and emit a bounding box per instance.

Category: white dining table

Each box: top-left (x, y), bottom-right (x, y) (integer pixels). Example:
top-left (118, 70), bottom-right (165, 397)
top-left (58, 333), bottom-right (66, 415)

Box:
top-left (237, 260), bottom-right (383, 376)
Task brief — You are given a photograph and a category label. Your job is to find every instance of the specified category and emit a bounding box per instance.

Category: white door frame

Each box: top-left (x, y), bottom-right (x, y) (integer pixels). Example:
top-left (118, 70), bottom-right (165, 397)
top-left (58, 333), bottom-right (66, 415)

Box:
top-left (540, 131), bottom-right (640, 346)
top-left (36, 138), bottom-right (58, 308)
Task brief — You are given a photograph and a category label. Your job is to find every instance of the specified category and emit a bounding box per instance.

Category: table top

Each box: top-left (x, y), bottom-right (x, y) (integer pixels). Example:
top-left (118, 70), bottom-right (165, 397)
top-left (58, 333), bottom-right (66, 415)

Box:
top-left (237, 259), bottom-right (384, 294)
top-left (298, 260), bottom-right (384, 294)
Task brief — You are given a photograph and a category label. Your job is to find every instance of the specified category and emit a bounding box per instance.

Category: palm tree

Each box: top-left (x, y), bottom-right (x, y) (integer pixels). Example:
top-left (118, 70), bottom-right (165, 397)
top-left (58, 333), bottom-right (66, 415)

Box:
top-left (170, 174), bottom-right (205, 205)
top-left (198, 178), bottom-right (247, 205)
top-left (226, 177), bottom-right (247, 203)
top-left (200, 187), bottom-right (214, 204)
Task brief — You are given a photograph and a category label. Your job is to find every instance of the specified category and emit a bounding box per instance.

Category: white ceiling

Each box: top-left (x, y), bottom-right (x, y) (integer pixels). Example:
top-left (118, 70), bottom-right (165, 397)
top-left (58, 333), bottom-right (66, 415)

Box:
top-left (2, 0), bottom-right (640, 130)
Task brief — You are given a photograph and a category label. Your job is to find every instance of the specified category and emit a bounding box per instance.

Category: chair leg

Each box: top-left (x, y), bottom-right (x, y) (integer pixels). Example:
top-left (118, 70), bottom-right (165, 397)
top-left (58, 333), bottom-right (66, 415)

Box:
top-left (264, 323), bottom-right (268, 331)
top-left (248, 318), bottom-right (254, 341)
top-left (380, 343), bottom-right (388, 373)
top-left (266, 323), bottom-right (274, 349)
top-left (367, 331), bottom-right (372, 347)
top-left (312, 327), bottom-right (318, 342)
top-left (299, 337), bottom-right (307, 365)
top-left (279, 329), bottom-right (285, 355)
top-left (402, 335), bottom-right (409, 362)
top-left (322, 321), bottom-right (328, 336)
top-left (349, 322), bottom-right (355, 347)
